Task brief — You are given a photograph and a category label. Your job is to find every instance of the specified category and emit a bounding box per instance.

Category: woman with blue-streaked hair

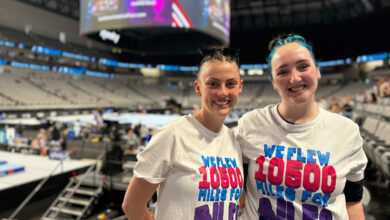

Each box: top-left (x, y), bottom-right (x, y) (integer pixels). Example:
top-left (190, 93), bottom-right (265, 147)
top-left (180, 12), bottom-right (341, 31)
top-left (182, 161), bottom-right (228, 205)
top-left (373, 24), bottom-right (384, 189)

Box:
top-left (238, 34), bottom-right (367, 219)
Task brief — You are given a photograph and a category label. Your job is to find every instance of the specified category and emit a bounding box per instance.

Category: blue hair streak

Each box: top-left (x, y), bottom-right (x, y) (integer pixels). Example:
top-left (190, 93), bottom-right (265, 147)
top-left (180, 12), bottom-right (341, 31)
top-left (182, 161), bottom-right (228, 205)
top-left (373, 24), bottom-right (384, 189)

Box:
top-left (267, 34), bottom-right (318, 80)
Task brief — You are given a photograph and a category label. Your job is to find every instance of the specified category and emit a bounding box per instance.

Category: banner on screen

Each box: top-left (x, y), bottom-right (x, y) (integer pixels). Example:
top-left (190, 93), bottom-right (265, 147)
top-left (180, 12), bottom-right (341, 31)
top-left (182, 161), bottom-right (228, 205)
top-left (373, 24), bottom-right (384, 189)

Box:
top-left (80, 0), bottom-right (230, 44)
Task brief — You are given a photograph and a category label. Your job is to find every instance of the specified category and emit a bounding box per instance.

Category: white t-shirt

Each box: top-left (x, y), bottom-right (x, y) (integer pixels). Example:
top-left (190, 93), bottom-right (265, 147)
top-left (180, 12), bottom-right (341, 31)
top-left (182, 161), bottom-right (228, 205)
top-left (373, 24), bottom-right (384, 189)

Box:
top-left (134, 114), bottom-right (244, 220)
top-left (238, 105), bottom-right (367, 220)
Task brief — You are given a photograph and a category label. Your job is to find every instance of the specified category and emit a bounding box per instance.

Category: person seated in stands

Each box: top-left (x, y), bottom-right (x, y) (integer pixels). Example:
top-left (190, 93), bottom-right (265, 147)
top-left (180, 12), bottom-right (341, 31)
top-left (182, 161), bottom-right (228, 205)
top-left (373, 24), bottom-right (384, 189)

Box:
top-left (73, 119), bottom-right (81, 138)
top-left (61, 129), bottom-right (68, 151)
top-left (16, 121), bottom-right (24, 137)
top-left (48, 123), bottom-right (62, 150)
top-left (379, 77), bottom-right (390, 98)
top-left (37, 128), bottom-right (48, 156)
top-left (122, 129), bottom-right (140, 153)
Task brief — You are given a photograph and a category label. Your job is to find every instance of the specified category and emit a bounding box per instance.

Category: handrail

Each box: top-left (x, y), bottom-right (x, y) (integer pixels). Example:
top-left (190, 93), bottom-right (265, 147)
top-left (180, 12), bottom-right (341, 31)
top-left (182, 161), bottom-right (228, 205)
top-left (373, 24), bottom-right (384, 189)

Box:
top-left (8, 157), bottom-right (66, 220)
top-left (46, 151), bottom-right (106, 219)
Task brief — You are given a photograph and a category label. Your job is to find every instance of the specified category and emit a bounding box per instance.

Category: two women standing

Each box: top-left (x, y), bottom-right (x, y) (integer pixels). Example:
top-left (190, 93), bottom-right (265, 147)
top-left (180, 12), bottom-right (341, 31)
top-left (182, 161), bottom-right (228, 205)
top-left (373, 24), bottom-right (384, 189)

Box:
top-left (123, 35), bottom-right (367, 220)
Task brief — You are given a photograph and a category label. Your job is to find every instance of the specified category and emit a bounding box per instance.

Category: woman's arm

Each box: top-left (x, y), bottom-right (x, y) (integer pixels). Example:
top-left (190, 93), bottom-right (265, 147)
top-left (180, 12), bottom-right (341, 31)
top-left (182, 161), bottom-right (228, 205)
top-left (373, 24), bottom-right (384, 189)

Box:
top-left (122, 177), bottom-right (159, 220)
top-left (346, 201), bottom-right (365, 220)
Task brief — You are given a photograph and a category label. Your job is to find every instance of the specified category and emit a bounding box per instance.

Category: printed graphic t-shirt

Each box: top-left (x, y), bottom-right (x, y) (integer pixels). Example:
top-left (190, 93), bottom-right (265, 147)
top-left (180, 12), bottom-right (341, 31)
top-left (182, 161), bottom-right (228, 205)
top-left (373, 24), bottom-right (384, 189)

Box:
top-left (238, 105), bottom-right (367, 220)
top-left (134, 114), bottom-right (244, 220)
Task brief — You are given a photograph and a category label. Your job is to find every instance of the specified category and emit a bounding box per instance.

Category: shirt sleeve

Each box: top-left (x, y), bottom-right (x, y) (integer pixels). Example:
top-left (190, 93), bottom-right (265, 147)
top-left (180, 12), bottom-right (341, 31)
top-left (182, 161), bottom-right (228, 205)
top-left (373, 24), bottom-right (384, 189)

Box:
top-left (346, 129), bottom-right (368, 182)
top-left (133, 125), bottom-right (176, 184)
top-left (344, 180), bottom-right (364, 202)
top-left (237, 117), bottom-right (249, 163)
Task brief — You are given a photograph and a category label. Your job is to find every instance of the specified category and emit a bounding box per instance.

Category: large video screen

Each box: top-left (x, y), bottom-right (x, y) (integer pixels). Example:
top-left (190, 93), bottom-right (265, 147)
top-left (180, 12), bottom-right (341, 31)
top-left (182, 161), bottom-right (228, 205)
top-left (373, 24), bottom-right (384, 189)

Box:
top-left (80, 0), bottom-right (230, 44)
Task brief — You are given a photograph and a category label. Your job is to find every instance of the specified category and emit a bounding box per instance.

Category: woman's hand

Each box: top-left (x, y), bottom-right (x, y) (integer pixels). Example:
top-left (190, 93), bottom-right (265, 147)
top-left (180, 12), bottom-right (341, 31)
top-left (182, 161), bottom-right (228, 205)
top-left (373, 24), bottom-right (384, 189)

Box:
top-left (122, 177), bottom-right (159, 220)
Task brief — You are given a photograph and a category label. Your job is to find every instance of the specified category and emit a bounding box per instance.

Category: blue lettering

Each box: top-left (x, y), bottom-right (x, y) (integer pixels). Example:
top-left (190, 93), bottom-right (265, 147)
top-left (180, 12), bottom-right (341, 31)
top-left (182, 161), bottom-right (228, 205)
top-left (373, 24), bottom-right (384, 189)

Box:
top-left (234, 188), bottom-right (241, 200)
top-left (215, 157), bottom-right (227, 168)
top-left (221, 188), bottom-right (227, 201)
top-left (264, 144), bottom-right (276, 158)
top-left (302, 190), bottom-right (312, 202)
top-left (216, 157), bottom-right (221, 167)
top-left (285, 187), bottom-right (296, 201)
top-left (225, 158), bottom-right (231, 168)
top-left (202, 156), bottom-right (210, 167)
top-left (220, 157), bottom-right (227, 167)
top-left (312, 193), bottom-right (323, 206)
top-left (230, 189), bottom-right (235, 200)
top-left (287, 147), bottom-right (296, 160)
top-left (210, 189), bottom-right (215, 201)
top-left (198, 189), bottom-right (207, 201)
top-left (215, 188), bottom-right (221, 201)
top-left (276, 185), bottom-right (285, 199)
top-left (317, 151), bottom-right (330, 166)
top-left (263, 181), bottom-right (270, 196)
top-left (275, 145), bottom-right (285, 159)
top-left (256, 180), bottom-right (266, 195)
top-left (322, 194), bottom-right (330, 207)
top-left (297, 148), bottom-right (307, 163)
top-left (268, 182), bottom-right (276, 196)
top-left (230, 158), bottom-right (237, 168)
top-left (210, 156), bottom-right (216, 167)
top-left (307, 149), bottom-right (317, 163)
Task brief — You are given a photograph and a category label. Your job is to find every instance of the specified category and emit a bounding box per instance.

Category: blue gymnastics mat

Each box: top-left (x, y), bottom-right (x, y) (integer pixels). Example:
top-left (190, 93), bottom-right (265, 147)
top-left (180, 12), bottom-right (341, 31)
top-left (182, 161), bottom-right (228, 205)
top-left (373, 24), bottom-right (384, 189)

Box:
top-left (0, 163), bottom-right (25, 176)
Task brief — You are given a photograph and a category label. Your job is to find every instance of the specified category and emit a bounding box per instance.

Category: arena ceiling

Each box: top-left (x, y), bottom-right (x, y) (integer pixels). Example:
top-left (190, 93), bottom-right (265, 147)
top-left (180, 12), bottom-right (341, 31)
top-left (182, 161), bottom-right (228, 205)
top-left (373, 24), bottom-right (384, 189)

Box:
top-left (15, 0), bottom-right (390, 65)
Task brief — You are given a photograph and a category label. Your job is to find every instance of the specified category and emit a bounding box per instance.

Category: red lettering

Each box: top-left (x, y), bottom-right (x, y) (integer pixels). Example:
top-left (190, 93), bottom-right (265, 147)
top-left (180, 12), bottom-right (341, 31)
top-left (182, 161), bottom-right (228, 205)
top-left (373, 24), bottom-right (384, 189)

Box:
top-left (268, 157), bottom-right (284, 185)
top-left (255, 155), bottom-right (267, 181)
top-left (198, 166), bottom-right (210, 189)
top-left (285, 159), bottom-right (302, 189)
top-left (228, 167), bottom-right (238, 188)
top-left (303, 163), bottom-right (320, 192)
top-left (210, 167), bottom-right (220, 189)
top-left (236, 167), bottom-right (244, 188)
top-left (218, 167), bottom-right (229, 188)
top-left (321, 165), bottom-right (336, 194)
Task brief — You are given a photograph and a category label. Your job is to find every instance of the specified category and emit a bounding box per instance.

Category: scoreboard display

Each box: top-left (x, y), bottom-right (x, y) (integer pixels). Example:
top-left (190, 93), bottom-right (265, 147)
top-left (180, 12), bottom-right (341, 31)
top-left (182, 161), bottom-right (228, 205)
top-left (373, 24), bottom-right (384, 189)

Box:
top-left (80, 0), bottom-right (230, 45)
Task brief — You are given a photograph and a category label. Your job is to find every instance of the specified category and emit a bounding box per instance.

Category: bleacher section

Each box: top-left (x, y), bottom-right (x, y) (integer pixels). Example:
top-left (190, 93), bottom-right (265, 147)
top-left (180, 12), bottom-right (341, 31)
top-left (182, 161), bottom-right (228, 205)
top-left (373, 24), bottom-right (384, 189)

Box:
top-left (331, 81), bottom-right (376, 98)
top-left (3, 65), bottom-right (383, 110)
top-left (356, 98), bottom-right (390, 182)
top-left (0, 70), bottom-right (64, 106)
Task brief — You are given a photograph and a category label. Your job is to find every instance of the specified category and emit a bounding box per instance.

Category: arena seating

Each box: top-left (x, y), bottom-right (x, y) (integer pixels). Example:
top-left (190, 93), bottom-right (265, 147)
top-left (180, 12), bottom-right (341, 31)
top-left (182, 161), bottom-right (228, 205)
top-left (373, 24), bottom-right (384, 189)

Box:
top-left (358, 97), bottom-right (390, 182)
top-left (332, 81), bottom-right (376, 98)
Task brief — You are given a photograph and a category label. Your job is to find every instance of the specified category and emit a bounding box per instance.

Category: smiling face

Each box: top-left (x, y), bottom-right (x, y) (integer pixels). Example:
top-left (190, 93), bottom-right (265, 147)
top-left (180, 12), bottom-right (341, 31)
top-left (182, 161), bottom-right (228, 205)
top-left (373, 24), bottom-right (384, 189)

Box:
top-left (271, 42), bottom-right (321, 106)
top-left (194, 60), bottom-right (242, 119)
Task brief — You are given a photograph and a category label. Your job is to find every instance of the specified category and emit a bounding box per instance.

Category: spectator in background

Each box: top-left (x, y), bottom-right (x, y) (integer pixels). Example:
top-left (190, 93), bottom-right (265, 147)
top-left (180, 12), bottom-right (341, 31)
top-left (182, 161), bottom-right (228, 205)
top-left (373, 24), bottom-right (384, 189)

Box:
top-left (51, 124), bottom-right (61, 142)
top-left (73, 119), bottom-right (81, 138)
top-left (16, 121), bottom-right (24, 137)
top-left (123, 129), bottom-right (140, 152)
top-left (61, 130), bottom-right (68, 150)
top-left (133, 122), bottom-right (141, 137)
top-left (37, 128), bottom-right (47, 156)
top-left (379, 77), bottom-right (390, 98)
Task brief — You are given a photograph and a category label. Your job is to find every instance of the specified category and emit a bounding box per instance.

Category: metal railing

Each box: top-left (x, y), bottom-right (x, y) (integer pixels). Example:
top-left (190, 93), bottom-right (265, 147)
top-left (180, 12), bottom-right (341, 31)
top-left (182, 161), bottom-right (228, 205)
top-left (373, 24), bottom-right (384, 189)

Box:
top-left (8, 150), bottom-right (104, 220)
